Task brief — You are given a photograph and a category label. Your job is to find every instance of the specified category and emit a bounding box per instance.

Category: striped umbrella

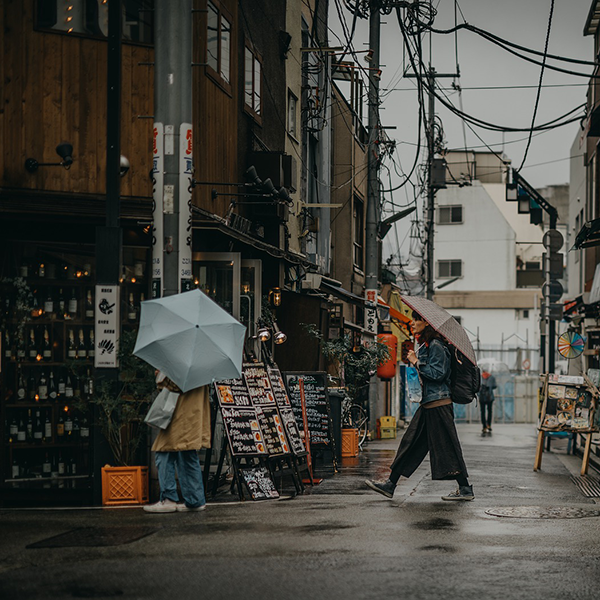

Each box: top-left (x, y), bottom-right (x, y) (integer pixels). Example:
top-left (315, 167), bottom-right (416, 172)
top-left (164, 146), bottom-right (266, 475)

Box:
top-left (401, 295), bottom-right (477, 365)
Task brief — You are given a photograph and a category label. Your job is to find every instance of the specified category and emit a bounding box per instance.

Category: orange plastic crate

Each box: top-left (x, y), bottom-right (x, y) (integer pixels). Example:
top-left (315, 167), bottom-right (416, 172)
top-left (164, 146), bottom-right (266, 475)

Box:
top-left (341, 428), bottom-right (359, 458)
top-left (101, 466), bottom-right (149, 506)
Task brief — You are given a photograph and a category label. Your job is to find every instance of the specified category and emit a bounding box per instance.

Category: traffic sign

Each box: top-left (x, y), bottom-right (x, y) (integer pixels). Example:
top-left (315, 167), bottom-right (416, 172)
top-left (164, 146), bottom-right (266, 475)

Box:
top-left (543, 229), bottom-right (563, 251)
top-left (542, 281), bottom-right (563, 303)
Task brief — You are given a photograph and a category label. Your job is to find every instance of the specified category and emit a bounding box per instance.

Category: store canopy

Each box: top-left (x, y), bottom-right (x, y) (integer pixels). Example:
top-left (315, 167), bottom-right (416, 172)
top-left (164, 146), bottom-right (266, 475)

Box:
top-left (319, 280), bottom-right (377, 309)
top-left (572, 217), bottom-right (600, 250)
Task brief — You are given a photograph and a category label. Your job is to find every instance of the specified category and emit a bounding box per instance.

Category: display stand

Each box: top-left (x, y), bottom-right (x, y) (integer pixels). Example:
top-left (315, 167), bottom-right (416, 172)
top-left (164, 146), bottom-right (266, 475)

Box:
top-left (534, 373), bottom-right (599, 476)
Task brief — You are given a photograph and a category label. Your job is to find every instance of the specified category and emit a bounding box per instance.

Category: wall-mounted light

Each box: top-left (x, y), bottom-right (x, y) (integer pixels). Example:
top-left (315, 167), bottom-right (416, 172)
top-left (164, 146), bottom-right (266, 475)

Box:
top-left (25, 142), bottom-right (74, 173)
top-left (269, 287), bottom-right (282, 307)
top-left (273, 322), bottom-right (287, 345)
top-left (257, 325), bottom-right (271, 342)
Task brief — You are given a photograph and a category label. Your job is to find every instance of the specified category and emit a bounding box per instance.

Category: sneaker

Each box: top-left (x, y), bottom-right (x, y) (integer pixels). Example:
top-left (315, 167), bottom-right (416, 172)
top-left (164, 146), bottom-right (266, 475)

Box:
top-left (143, 499), bottom-right (178, 513)
top-left (365, 478), bottom-right (396, 498)
top-left (441, 485), bottom-right (474, 501)
top-left (176, 504), bottom-right (207, 512)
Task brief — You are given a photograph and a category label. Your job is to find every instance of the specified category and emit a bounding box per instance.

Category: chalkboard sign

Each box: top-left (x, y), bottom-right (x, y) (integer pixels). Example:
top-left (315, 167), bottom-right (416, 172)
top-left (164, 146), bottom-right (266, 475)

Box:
top-left (240, 467), bottom-right (279, 500)
top-left (243, 362), bottom-right (276, 406)
top-left (215, 380), bottom-right (267, 456)
top-left (283, 372), bottom-right (331, 445)
top-left (267, 366), bottom-right (307, 456)
top-left (255, 406), bottom-right (289, 455)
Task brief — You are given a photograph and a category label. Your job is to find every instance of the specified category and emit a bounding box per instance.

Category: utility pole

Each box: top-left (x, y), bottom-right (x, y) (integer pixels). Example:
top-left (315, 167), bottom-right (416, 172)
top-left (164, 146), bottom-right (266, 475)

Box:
top-left (152, 0), bottom-right (194, 299)
top-left (365, 1), bottom-right (381, 425)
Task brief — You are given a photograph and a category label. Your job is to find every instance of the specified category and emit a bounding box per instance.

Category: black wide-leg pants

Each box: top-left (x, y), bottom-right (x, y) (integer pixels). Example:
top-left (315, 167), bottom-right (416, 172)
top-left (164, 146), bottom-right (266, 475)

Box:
top-left (389, 403), bottom-right (468, 484)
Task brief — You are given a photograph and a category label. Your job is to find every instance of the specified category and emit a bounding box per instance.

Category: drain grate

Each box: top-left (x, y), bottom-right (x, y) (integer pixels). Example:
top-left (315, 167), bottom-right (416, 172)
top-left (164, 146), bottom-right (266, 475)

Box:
top-left (571, 475), bottom-right (600, 498)
top-left (27, 526), bottom-right (160, 549)
top-left (485, 506), bottom-right (600, 519)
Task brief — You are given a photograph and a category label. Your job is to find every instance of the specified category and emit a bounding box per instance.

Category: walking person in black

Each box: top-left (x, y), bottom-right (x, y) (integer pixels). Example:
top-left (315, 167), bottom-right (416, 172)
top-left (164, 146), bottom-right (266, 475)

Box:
top-left (479, 370), bottom-right (497, 434)
top-left (365, 311), bottom-right (474, 501)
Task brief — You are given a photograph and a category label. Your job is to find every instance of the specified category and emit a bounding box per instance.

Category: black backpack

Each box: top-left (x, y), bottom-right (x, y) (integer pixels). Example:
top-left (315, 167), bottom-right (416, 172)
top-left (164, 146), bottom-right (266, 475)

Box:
top-left (449, 346), bottom-right (481, 404)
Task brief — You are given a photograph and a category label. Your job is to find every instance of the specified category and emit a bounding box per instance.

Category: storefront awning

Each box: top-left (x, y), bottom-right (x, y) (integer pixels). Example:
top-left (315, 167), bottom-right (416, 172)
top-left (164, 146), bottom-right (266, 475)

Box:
top-left (319, 280), bottom-right (377, 308)
top-left (572, 217), bottom-right (600, 250)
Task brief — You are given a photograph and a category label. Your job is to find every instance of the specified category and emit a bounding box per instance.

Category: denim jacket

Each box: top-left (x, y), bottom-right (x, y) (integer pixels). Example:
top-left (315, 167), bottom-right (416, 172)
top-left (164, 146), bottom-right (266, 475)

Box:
top-left (415, 338), bottom-right (451, 404)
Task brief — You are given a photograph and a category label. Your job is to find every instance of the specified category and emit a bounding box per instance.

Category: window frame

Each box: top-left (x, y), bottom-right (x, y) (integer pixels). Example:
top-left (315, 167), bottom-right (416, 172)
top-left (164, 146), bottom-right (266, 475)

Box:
top-left (287, 89), bottom-right (299, 140)
top-left (437, 259), bottom-right (462, 279)
top-left (243, 42), bottom-right (263, 124)
top-left (205, 0), bottom-right (233, 95)
top-left (353, 196), bottom-right (365, 271)
top-left (438, 205), bottom-right (463, 225)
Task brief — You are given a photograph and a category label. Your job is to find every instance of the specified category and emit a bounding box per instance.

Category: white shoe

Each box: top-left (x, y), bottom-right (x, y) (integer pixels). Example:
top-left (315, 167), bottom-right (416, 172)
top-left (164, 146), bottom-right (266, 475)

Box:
top-left (143, 499), bottom-right (178, 513)
top-left (176, 504), bottom-right (207, 512)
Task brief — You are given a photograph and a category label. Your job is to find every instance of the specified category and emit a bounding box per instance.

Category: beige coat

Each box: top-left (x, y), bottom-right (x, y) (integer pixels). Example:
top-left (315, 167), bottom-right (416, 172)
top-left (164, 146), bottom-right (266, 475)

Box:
top-left (151, 384), bottom-right (211, 452)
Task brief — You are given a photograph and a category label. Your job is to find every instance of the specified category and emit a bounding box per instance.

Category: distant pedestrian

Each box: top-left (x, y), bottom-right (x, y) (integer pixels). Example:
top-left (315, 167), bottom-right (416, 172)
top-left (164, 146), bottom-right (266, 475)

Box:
top-left (365, 311), bottom-right (474, 501)
top-left (479, 370), bottom-right (497, 434)
top-left (144, 372), bottom-right (211, 513)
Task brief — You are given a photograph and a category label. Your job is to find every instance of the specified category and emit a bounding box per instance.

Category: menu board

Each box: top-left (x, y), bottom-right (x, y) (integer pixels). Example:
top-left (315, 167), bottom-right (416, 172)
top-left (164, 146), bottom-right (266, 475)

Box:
top-left (215, 380), bottom-right (267, 456)
top-left (240, 467), bottom-right (279, 500)
top-left (267, 366), bottom-right (307, 456)
top-left (542, 380), bottom-right (594, 431)
top-left (243, 362), bottom-right (276, 406)
top-left (283, 372), bottom-right (331, 445)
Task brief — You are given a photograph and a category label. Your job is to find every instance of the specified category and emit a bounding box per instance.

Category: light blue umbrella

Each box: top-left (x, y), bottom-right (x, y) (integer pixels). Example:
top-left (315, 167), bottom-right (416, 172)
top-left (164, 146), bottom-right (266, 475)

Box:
top-left (133, 289), bottom-right (246, 392)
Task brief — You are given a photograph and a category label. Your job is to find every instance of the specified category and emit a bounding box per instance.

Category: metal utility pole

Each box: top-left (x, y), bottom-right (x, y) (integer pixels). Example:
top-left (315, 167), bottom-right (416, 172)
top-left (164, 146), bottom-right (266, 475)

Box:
top-left (152, 0), bottom-right (194, 299)
top-left (365, 1), bottom-right (381, 423)
top-left (425, 68), bottom-right (435, 300)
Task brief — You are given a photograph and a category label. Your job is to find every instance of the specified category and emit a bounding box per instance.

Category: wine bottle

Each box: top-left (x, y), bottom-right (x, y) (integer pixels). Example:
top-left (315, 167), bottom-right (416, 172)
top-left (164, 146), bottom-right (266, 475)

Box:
top-left (17, 332), bottom-right (26, 360)
top-left (38, 371), bottom-right (48, 401)
top-left (88, 329), bottom-right (95, 359)
top-left (67, 329), bottom-right (76, 359)
top-left (42, 327), bottom-right (52, 361)
top-left (33, 410), bottom-right (43, 443)
top-left (85, 290), bottom-right (94, 319)
top-left (69, 457), bottom-right (77, 476)
top-left (48, 371), bottom-right (57, 401)
top-left (65, 374), bottom-right (73, 398)
top-left (65, 413), bottom-right (73, 437)
top-left (3, 330), bottom-right (12, 360)
top-left (38, 262), bottom-right (46, 278)
top-left (56, 414), bottom-right (65, 438)
top-left (58, 372), bottom-right (66, 396)
top-left (44, 411), bottom-right (52, 441)
top-left (31, 290), bottom-right (41, 318)
top-left (51, 453), bottom-right (58, 478)
top-left (28, 372), bottom-right (37, 401)
top-left (26, 409), bottom-right (33, 442)
top-left (42, 452), bottom-right (51, 477)
top-left (72, 415), bottom-right (80, 440)
top-left (19, 260), bottom-right (29, 278)
top-left (17, 414), bottom-right (26, 442)
top-left (57, 451), bottom-right (65, 476)
top-left (44, 288), bottom-right (54, 316)
top-left (68, 288), bottom-right (78, 319)
top-left (80, 416), bottom-right (90, 439)
top-left (77, 329), bottom-right (87, 360)
top-left (127, 293), bottom-right (137, 321)
top-left (11, 457), bottom-right (19, 479)
top-left (58, 288), bottom-right (66, 318)
top-left (9, 416), bottom-right (18, 442)
top-left (28, 328), bottom-right (38, 361)
top-left (17, 369), bottom-right (26, 401)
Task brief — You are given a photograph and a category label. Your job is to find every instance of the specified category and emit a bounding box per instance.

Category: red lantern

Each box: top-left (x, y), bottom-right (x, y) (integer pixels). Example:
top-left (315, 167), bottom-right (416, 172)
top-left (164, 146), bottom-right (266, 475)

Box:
top-left (377, 333), bottom-right (398, 379)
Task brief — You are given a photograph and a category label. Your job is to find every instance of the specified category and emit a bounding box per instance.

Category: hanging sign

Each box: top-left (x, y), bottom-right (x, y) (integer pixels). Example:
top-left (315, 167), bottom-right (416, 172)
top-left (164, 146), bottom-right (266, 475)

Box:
top-left (94, 285), bottom-right (120, 368)
top-left (179, 122), bottom-right (193, 292)
top-left (152, 123), bottom-right (164, 299)
top-left (365, 288), bottom-right (378, 335)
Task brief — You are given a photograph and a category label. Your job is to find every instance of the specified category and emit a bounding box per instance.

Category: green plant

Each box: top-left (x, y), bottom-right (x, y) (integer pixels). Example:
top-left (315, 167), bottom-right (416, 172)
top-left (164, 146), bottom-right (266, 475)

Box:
top-left (72, 329), bottom-right (156, 466)
top-left (303, 324), bottom-right (390, 401)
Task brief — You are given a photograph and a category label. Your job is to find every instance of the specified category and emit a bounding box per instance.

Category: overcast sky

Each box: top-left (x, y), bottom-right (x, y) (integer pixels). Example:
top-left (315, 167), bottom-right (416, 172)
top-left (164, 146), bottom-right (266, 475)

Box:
top-left (330, 0), bottom-right (593, 269)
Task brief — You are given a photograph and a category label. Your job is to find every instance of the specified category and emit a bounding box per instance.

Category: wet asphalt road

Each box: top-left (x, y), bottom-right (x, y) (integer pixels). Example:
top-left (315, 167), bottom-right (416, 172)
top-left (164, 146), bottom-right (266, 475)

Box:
top-left (1, 423), bottom-right (600, 600)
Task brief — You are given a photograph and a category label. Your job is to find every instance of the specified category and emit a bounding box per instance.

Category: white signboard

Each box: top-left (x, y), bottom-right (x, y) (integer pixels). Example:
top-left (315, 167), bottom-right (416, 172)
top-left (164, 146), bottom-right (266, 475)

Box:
top-left (152, 123), bottom-right (164, 299)
top-left (179, 122), bottom-right (193, 292)
top-left (364, 288), bottom-right (378, 335)
top-left (94, 285), bottom-right (120, 368)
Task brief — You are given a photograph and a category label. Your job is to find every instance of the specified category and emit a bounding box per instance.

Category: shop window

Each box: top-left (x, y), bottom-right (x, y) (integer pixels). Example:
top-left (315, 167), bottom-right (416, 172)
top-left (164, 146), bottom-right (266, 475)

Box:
top-left (192, 252), bottom-right (241, 319)
top-left (438, 205), bottom-right (463, 224)
top-left (288, 90), bottom-right (298, 139)
top-left (353, 197), bottom-right (364, 270)
top-left (206, 0), bottom-right (232, 87)
top-left (244, 45), bottom-right (262, 120)
top-left (437, 260), bottom-right (462, 278)
top-left (36, 0), bottom-right (154, 43)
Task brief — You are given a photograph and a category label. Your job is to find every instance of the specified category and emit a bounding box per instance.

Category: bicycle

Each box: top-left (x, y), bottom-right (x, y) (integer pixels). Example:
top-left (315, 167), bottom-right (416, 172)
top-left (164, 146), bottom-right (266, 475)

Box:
top-left (341, 394), bottom-right (369, 448)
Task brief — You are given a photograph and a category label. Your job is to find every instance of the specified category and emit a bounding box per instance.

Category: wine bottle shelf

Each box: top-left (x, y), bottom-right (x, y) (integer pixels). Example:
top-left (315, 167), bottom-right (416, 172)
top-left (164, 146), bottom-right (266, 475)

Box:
top-left (6, 442), bottom-right (90, 449)
top-left (5, 475), bottom-right (89, 483)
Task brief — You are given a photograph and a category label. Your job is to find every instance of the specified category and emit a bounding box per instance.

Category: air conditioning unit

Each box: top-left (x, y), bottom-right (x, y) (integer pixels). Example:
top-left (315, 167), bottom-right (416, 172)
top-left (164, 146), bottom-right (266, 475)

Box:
top-left (301, 273), bottom-right (322, 290)
top-left (251, 151), bottom-right (297, 192)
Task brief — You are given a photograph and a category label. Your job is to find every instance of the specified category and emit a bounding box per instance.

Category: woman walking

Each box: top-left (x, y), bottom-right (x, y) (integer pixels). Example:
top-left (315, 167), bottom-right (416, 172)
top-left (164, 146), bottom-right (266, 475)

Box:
top-left (365, 311), bottom-right (474, 501)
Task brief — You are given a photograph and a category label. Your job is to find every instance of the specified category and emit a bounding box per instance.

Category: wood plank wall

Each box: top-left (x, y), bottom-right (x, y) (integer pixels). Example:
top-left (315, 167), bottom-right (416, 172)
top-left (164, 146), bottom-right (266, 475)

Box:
top-left (0, 0), bottom-right (153, 200)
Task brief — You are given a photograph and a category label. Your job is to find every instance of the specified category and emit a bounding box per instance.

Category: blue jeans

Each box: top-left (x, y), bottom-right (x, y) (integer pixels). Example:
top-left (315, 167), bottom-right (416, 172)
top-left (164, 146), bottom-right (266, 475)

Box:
top-left (154, 450), bottom-right (206, 508)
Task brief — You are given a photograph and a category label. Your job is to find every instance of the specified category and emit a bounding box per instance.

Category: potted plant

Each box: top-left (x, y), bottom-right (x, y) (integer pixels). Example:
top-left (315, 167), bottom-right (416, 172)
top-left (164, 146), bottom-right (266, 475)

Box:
top-left (72, 328), bottom-right (156, 505)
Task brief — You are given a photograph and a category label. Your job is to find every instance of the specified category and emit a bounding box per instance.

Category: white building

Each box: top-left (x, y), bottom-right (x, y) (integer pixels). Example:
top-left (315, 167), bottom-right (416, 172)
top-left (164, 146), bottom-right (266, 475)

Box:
top-left (433, 151), bottom-right (542, 372)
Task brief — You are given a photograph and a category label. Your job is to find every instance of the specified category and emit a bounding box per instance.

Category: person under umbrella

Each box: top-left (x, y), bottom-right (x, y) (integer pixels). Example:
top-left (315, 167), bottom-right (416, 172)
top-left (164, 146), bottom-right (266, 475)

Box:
top-left (365, 309), bottom-right (474, 501)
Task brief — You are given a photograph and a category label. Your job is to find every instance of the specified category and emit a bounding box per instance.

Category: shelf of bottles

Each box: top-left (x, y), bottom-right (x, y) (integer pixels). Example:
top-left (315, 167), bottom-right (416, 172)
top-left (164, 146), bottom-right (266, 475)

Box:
top-left (1, 246), bottom-right (148, 491)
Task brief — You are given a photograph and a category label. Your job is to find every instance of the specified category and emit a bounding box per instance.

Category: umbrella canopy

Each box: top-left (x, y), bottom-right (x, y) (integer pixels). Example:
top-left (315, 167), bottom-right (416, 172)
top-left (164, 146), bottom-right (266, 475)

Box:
top-left (133, 289), bottom-right (247, 393)
top-left (401, 295), bottom-right (477, 365)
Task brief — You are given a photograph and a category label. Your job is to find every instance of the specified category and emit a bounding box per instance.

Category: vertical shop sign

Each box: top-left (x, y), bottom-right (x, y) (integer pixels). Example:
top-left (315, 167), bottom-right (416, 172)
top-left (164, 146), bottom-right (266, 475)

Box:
top-left (152, 123), bottom-right (164, 299)
top-left (179, 123), bottom-right (193, 292)
top-left (365, 288), bottom-right (377, 335)
top-left (94, 285), bottom-right (120, 368)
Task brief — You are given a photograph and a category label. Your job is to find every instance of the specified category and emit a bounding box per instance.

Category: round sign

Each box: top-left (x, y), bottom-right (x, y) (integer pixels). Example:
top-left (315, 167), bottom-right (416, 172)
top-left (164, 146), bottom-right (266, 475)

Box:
top-left (542, 281), bottom-right (564, 302)
top-left (558, 331), bottom-right (585, 359)
top-left (543, 229), bottom-right (563, 251)
top-left (522, 359), bottom-right (531, 370)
